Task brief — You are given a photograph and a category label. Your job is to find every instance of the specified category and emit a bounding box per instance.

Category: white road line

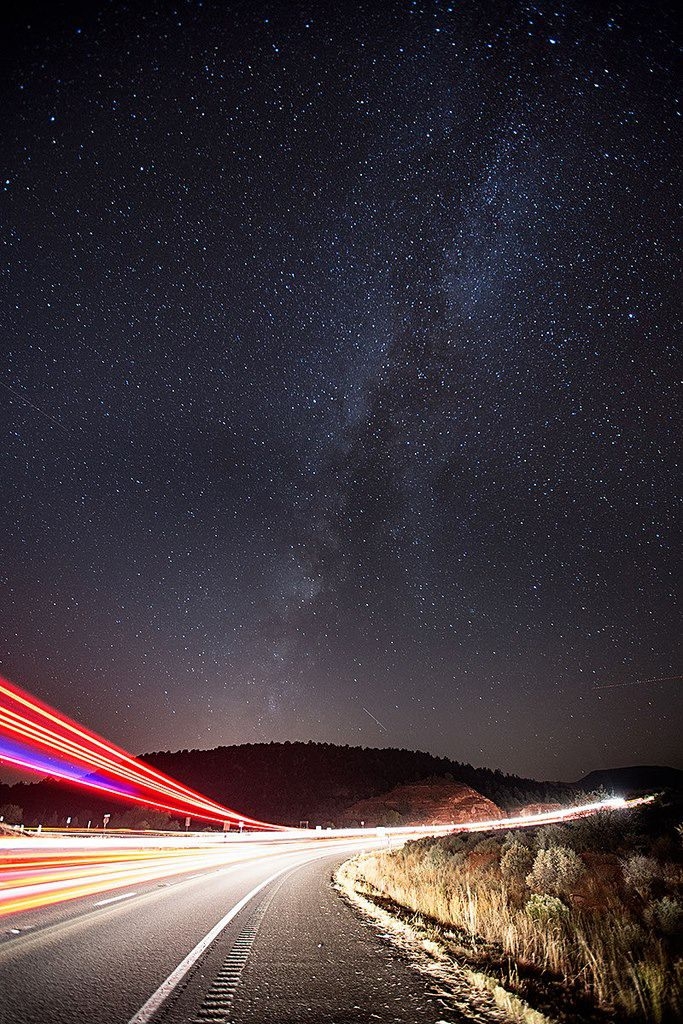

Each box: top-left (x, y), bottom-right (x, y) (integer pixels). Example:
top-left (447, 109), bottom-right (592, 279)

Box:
top-left (127, 859), bottom-right (305, 1024)
top-left (94, 892), bottom-right (138, 907)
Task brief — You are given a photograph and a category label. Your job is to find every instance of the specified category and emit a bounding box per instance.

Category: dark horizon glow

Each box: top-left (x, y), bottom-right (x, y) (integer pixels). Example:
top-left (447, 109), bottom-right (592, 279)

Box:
top-left (0, 1), bottom-right (679, 780)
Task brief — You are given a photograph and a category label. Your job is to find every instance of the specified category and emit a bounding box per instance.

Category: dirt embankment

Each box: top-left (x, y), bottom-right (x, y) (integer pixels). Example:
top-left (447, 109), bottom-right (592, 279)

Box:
top-left (339, 778), bottom-right (502, 827)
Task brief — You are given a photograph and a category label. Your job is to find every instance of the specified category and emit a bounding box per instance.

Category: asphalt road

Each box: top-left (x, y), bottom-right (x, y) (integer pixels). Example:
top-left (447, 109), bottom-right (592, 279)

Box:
top-left (0, 839), bottom-right (454, 1024)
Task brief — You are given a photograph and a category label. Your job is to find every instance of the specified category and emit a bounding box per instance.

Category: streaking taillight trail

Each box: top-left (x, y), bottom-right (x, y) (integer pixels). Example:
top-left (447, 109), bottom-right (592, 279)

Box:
top-left (0, 675), bottom-right (283, 829)
top-left (0, 674), bottom-right (654, 921)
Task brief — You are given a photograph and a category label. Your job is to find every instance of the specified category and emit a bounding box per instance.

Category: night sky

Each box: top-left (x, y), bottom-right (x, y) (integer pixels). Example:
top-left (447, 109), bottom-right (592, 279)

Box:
top-left (1, 1), bottom-right (679, 781)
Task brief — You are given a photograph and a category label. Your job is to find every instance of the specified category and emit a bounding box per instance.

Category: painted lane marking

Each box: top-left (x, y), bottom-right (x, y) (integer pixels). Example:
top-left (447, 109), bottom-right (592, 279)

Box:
top-left (0, 861), bottom-right (259, 959)
top-left (94, 891), bottom-right (138, 907)
top-left (127, 860), bottom-right (303, 1024)
top-left (127, 842), bottom-right (371, 1024)
top-left (190, 874), bottom-right (283, 1023)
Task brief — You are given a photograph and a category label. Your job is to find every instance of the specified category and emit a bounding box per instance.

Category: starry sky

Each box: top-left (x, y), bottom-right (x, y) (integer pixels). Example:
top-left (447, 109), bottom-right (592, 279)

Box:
top-left (0, 1), bottom-right (680, 781)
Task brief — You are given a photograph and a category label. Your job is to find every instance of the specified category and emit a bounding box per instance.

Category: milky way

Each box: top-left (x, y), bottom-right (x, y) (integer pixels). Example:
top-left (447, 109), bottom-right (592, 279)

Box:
top-left (0, 1), bottom-right (679, 779)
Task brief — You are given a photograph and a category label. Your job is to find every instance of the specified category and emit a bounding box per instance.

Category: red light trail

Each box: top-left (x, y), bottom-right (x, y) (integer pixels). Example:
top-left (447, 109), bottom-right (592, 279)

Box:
top-left (0, 676), bottom-right (283, 829)
top-left (0, 676), bottom-right (656, 924)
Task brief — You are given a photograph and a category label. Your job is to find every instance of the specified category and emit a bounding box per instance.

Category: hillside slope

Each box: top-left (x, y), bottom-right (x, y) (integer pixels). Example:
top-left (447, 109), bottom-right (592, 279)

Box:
top-left (5, 743), bottom-right (675, 829)
top-left (338, 778), bottom-right (502, 826)
top-left (0, 741), bottom-right (571, 827)
top-left (139, 741), bottom-right (569, 824)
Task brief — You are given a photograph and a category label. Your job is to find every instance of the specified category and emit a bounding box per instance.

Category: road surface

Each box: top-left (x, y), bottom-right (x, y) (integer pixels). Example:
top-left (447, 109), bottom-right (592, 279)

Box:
top-left (0, 835), bottom-right (456, 1024)
top-left (0, 797), bottom-right (647, 1023)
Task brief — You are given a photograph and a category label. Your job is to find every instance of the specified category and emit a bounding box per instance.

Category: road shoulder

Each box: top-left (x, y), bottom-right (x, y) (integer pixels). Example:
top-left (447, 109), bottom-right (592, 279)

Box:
top-left (222, 853), bottom-right (457, 1023)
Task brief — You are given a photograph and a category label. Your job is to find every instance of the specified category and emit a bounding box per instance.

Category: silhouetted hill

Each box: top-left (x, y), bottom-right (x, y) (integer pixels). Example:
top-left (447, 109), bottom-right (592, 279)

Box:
top-left (0, 741), bottom-right (576, 827)
top-left (575, 765), bottom-right (683, 795)
top-left (138, 742), bottom-right (579, 825)
top-left (5, 743), bottom-right (677, 829)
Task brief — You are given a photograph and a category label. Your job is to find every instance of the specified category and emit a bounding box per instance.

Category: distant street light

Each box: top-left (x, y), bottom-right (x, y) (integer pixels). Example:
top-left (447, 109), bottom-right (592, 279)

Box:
top-left (103, 813), bottom-right (111, 830)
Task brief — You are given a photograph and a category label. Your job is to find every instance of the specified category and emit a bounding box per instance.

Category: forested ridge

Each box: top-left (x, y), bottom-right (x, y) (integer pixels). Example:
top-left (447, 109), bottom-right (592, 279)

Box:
top-left (3, 744), bottom-right (678, 829)
top-left (0, 741), bottom-right (583, 827)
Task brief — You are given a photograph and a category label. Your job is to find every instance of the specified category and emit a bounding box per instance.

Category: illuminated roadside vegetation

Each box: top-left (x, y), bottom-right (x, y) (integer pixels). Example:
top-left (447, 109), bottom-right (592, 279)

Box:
top-left (346, 804), bottom-right (683, 1023)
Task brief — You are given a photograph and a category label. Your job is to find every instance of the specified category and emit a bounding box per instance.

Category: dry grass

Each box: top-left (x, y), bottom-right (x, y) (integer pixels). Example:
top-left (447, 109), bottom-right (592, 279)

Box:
top-left (335, 856), bottom-right (553, 1024)
top-left (342, 830), bottom-right (683, 1023)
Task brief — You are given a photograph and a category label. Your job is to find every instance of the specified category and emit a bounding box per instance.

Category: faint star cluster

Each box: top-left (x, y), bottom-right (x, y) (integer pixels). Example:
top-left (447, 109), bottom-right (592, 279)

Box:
top-left (0, 1), bottom-right (679, 779)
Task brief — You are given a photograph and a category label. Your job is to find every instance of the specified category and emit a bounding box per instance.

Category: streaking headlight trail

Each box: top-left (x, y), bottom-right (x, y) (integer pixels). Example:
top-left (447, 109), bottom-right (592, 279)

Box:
top-left (0, 675), bottom-right (654, 923)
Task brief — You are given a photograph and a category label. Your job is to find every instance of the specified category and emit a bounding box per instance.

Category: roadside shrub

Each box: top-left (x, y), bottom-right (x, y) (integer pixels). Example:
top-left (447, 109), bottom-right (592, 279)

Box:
top-left (472, 837), bottom-right (501, 856)
top-left (0, 803), bottom-right (23, 824)
top-left (424, 842), bottom-right (449, 866)
top-left (502, 829), bottom-right (532, 850)
top-left (622, 854), bottom-right (660, 898)
top-left (500, 840), bottom-right (533, 883)
top-left (441, 834), bottom-right (468, 857)
top-left (535, 824), bottom-right (566, 850)
top-left (525, 892), bottom-right (569, 923)
top-left (526, 845), bottom-right (585, 897)
top-left (563, 809), bottom-right (634, 853)
top-left (650, 896), bottom-right (683, 936)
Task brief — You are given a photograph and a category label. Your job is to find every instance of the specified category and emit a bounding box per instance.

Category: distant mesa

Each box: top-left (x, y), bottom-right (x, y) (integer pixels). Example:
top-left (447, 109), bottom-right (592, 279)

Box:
top-left (575, 765), bottom-right (683, 795)
top-left (338, 778), bottom-right (502, 828)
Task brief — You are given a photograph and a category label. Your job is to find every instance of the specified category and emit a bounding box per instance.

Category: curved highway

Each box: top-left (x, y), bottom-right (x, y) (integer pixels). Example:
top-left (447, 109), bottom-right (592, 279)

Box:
top-left (0, 835), bottom-right (444, 1024)
top-left (0, 797), bottom-right (646, 1024)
